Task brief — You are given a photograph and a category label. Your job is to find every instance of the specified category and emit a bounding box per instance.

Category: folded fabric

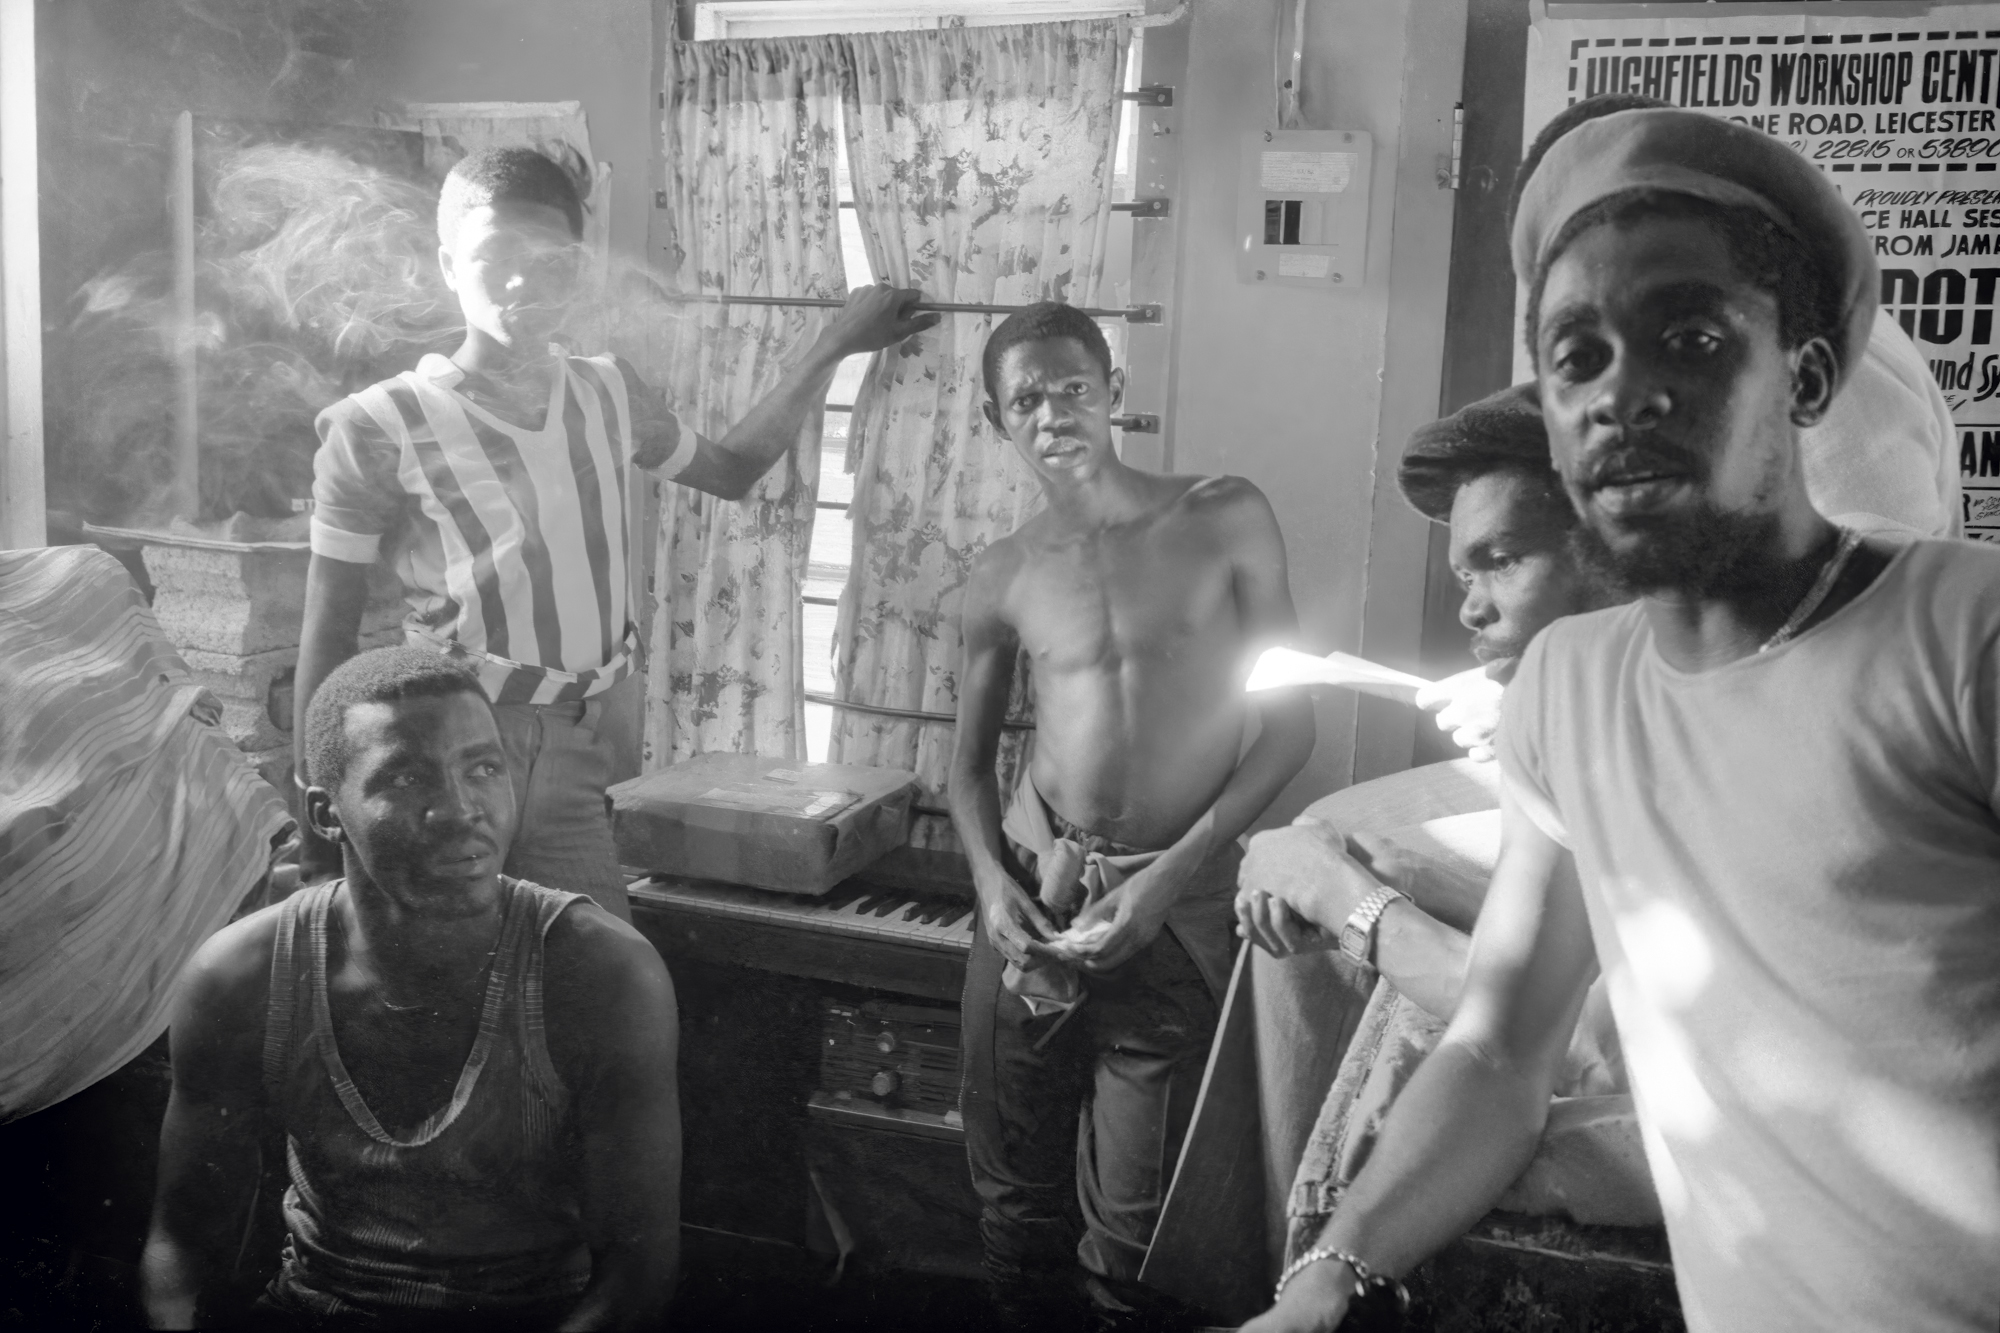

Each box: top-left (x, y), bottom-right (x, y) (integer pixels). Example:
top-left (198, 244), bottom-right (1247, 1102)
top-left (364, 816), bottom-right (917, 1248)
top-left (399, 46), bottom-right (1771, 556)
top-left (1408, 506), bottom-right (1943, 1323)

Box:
top-left (998, 771), bottom-right (1168, 1018)
top-left (0, 547), bottom-right (289, 1120)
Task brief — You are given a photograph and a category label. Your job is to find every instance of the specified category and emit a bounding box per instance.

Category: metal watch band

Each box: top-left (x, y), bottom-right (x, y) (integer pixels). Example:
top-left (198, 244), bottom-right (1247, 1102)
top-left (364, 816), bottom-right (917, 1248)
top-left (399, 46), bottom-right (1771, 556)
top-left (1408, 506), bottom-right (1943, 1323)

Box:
top-left (1338, 885), bottom-right (1407, 965)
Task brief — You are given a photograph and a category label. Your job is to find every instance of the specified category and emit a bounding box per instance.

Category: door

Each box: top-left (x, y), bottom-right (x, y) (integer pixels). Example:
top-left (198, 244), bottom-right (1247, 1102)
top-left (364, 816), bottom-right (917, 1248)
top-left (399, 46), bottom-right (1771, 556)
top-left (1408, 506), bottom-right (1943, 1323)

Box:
top-left (1412, 0), bottom-right (1531, 766)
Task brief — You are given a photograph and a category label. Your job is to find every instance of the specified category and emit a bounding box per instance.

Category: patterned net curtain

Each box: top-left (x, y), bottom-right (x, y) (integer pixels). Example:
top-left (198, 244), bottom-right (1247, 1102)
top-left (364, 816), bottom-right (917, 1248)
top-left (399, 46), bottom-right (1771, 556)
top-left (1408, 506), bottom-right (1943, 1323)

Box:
top-left (828, 20), bottom-right (1127, 845)
top-left (641, 36), bottom-right (850, 767)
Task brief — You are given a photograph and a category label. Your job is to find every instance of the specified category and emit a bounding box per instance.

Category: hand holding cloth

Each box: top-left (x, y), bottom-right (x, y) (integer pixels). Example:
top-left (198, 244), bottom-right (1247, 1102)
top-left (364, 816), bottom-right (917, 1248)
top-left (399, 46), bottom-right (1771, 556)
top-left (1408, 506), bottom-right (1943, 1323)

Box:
top-left (997, 770), bottom-right (1240, 1019)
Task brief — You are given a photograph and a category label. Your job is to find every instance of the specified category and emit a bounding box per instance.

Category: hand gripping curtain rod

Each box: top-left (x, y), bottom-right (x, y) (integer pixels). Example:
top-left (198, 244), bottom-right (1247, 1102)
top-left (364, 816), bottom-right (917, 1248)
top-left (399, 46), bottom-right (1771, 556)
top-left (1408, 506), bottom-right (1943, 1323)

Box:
top-left (662, 292), bottom-right (1162, 324)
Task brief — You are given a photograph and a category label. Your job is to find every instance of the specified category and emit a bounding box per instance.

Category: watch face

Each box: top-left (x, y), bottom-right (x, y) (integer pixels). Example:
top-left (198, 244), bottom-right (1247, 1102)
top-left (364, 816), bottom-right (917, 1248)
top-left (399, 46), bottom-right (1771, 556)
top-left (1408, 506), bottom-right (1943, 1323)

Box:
top-left (1340, 922), bottom-right (1369, 963)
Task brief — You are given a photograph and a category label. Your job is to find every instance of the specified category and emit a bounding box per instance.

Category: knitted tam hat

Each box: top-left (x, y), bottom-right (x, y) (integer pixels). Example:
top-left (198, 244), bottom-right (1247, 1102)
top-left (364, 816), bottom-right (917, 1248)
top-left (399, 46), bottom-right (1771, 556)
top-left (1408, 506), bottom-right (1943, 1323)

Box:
top-left (1511, 106), bottom-right (1877, 384)
top-left (1398, 381), bottom-right (1554, 523)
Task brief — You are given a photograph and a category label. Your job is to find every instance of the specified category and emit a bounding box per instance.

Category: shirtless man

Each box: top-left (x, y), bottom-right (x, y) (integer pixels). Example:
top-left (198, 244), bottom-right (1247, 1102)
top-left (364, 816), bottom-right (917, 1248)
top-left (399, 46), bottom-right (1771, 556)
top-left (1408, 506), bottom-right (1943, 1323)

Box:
top-left (142, 647), bottom-right (679, 1329)
top-left (950, 303), bottom-right (1315, 1330)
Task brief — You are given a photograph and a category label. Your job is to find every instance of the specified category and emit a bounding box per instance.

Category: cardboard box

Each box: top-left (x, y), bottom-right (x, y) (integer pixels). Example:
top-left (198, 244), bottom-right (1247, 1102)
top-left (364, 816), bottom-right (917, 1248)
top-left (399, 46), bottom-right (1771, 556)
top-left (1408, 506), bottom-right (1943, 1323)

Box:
top-left (610, 754), bottom-right (919, 895)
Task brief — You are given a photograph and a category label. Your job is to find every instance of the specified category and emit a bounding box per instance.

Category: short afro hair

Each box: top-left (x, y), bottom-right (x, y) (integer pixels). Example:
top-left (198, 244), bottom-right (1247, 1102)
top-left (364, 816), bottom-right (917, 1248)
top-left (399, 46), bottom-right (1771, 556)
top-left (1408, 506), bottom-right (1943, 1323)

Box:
top-left (437, 146), bottom-right (586, 248)
top-left (303, 646), bottom-right (491, 791)
top-left (1507, 93), bottom-right (1671, 232)
top-left (1399, 382), bottom-right (1570, 526)
top-left (981, 302), bottom-right (1115, 404)
top-left (1525, 189), bottom-right (1843, 368)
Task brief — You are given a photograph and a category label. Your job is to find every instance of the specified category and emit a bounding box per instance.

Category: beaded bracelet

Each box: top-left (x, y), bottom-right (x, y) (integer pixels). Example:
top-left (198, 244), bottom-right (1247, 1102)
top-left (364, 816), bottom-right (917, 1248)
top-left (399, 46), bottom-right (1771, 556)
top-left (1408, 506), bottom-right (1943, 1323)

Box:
top-left (1272, 1246), bottom-right (1411, 1313)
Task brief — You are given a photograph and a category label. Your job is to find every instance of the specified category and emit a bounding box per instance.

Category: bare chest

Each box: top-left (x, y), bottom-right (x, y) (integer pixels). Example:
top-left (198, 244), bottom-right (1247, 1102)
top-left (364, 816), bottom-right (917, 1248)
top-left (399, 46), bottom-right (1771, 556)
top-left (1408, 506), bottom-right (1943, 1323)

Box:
top-left (1008, 528), bottom-right (1238, 673)
top-left (325, 968), bottom-right (492, 1132)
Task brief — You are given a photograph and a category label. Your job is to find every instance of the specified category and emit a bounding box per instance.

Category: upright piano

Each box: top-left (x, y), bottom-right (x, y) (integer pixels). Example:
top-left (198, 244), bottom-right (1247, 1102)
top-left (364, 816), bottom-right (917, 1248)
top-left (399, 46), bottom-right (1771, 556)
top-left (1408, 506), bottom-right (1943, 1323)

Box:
top-left (625, 849), bottom-right (986, 1277)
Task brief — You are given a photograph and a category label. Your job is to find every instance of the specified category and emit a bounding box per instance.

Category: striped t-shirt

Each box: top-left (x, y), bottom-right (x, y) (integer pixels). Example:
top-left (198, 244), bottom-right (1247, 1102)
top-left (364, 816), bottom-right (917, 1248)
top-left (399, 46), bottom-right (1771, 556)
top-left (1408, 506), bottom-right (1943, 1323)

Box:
top-left (310, 350), bottom-right (694, 705)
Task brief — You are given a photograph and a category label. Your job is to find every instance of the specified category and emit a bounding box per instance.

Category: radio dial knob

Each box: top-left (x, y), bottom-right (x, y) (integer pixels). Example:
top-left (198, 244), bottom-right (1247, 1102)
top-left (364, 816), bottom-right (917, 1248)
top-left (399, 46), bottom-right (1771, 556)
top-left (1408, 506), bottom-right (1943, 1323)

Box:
top-left (870, 1069), bottom-right (900, 1099)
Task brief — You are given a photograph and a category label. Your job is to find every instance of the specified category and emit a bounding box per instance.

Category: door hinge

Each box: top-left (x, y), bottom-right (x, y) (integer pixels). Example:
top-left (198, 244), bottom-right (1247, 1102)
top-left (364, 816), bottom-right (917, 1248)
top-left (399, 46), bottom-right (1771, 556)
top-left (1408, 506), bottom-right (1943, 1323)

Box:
top-left (1439, 103), bottom-right (1464, 191)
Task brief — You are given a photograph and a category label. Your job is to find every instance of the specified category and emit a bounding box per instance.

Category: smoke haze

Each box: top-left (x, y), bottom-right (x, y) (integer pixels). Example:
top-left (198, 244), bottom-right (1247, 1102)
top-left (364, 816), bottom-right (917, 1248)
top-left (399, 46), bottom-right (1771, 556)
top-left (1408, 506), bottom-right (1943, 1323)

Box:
top-left (52, 129), bottom-right (459, 526)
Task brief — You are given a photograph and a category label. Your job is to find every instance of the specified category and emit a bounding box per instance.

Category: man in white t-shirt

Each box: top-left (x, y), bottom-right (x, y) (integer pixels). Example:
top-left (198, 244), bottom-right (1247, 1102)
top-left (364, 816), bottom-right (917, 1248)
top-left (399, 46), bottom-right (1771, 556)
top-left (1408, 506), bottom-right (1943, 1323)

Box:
top-left (1245, 107), bottom-right (2000, 1333)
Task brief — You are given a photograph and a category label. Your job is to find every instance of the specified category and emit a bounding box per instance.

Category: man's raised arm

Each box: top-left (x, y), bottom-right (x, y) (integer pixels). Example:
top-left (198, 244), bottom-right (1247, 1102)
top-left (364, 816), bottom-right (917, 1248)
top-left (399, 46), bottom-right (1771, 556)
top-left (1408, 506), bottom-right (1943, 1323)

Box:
top-left (948, 546), bottom-right (1058, 969)
top-left (142, 919), bottom-right (277, 1328)
top-left (1242, 796), bottom-right (1599, 1333)
top-left (623, 284), bottom-right (940, 501)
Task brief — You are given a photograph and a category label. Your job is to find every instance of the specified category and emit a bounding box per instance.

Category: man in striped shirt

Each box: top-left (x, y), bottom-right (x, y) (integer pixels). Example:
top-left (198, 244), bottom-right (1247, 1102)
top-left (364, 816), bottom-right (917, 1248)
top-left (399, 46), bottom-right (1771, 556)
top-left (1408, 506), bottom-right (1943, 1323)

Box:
top-left (295, 147), bottom-right (934, 920)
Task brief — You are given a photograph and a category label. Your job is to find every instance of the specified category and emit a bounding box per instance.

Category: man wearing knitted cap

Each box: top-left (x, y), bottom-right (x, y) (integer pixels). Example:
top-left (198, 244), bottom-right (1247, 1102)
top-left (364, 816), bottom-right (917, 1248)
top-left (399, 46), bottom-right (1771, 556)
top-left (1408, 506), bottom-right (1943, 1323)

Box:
top-left (1247, 107), bottom-right (2000, 1333)
top-left (1509, 94), bottom-right (1960, 544)
top-left (1237, 382), bottom-right (1624, 1010)
top-left (1202, 383), bottom-right (1642, 1314)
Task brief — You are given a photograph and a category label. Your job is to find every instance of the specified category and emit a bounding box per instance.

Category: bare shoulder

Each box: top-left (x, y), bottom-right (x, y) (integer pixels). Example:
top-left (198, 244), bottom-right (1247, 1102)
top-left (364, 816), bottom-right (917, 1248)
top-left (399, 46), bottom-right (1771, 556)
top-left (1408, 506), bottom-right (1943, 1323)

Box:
top-left (167, 904), bottom-right (288, 1095)
top-left (965, 526), bottom-right (1034, 626)
top-left (180, 903), bottom-right (285, 1019)
top-left (1173, 472), bottom-right (1275, 515)
top-left (541, 901), bottom-right (677, 1073)
top-left (544, 901), bottom-right (674, 1011)
top-left (970, 524), bottom-right (1034, 579)
top-left (1167, 473), bottom-right (1284, 544)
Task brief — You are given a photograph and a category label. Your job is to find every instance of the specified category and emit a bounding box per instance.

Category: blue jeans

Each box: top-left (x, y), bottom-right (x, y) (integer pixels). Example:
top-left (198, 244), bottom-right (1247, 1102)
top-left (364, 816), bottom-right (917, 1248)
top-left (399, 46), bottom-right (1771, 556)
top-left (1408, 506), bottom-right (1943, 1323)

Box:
top-left (961, 826), bottom-right (1235, 1327)
top-left (490, 673), bottom-right (639, 922)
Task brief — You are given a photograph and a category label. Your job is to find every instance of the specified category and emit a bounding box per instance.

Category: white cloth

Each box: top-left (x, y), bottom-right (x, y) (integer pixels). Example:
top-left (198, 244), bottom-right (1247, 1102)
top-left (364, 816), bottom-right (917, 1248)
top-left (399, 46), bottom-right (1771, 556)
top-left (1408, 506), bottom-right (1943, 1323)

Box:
top-left (1499, 539), bottom-right (2000, 1333)
top-left (997, 769), bottom-right (1163, 1018)
top-left (1803, 310), bottom-right (1962, 539)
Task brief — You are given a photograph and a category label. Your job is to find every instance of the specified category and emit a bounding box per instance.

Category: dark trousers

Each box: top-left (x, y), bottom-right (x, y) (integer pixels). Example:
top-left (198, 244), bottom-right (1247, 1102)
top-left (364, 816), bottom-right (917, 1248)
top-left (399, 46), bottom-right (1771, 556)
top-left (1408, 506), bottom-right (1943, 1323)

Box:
top-left (961, 892), bottom-right (1223, 1327)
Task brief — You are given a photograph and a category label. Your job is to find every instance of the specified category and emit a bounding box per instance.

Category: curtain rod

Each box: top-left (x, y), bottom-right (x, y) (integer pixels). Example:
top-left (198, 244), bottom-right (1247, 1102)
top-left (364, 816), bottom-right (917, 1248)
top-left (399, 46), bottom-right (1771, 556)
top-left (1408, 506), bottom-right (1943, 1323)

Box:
top-left (667, 293), bottom-right (1161, 323)
top-left (805, 691), bottom-right (1034, 731)
top-left (835, 199), bottom-right (1164, 213)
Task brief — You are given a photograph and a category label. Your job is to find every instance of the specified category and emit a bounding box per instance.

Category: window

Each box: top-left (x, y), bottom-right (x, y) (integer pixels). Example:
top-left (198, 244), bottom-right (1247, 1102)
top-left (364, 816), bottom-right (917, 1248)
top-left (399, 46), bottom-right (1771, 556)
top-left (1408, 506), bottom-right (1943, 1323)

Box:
top-left (690, 3), bottom-right (1145, 760)
top-left (693, 1), bottom-right (1146, 40)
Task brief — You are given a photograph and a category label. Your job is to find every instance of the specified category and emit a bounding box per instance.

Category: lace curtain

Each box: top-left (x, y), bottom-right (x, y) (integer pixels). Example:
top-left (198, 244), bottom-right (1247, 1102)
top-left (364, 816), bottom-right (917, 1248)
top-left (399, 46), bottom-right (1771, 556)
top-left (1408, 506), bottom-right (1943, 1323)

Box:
top-left (641, 37), bottom-right (849, 766)
top-left (827, 21), bottom-right (1127, 840)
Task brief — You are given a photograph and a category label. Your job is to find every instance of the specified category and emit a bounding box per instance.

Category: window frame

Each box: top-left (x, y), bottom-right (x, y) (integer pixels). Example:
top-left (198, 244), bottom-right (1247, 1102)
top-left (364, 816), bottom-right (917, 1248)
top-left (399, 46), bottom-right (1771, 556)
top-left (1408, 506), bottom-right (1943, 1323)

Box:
top-left (692, 0), bottom-right (1145, 40)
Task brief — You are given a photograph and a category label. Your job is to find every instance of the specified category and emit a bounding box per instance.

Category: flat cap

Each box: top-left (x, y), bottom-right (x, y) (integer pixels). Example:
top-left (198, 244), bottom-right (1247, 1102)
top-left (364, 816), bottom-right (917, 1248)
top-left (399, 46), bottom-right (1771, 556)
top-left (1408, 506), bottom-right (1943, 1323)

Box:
top-left (1398, 381), bottom-right (1552, 522)
top-left (1511, 107), bottom-right (1877, 382)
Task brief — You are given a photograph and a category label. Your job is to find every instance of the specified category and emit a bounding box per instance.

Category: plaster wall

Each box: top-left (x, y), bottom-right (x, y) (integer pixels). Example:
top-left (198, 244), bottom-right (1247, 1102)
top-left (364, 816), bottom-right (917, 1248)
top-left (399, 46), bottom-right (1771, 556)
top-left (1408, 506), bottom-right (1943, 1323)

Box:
top-left (1163, 0), bottom-right (1459, 820)
top-left (381, 0), bottom-right (661, 261)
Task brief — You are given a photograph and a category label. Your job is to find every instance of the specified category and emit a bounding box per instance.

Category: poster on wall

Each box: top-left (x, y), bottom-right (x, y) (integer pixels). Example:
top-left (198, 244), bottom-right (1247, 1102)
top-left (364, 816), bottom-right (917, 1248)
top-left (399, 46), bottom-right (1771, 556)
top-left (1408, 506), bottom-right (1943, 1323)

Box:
top-left (1526, 1), bottom-right (2000, 541)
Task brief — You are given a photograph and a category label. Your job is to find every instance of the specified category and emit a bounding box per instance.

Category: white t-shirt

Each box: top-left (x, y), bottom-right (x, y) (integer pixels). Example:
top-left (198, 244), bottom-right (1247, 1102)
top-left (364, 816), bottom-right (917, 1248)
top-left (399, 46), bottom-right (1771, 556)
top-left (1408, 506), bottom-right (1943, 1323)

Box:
top-left (1500, 539), bottom-right (2000, 1333)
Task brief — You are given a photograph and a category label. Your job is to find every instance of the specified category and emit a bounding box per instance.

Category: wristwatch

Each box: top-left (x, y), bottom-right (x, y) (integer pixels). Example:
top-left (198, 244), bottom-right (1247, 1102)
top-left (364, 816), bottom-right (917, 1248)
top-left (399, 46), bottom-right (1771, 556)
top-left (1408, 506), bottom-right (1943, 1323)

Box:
top-left (1339, 885), bottom-right (1408, 966)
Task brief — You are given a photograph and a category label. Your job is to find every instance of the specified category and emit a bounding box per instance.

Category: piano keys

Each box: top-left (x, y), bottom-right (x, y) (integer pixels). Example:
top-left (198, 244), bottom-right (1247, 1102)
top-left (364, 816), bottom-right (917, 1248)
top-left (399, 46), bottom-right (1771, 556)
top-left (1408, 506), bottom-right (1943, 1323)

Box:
top-left (627, 856), bottom-right (988, 1273)
top-left (628, 872), bottom-right (977, 1002)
